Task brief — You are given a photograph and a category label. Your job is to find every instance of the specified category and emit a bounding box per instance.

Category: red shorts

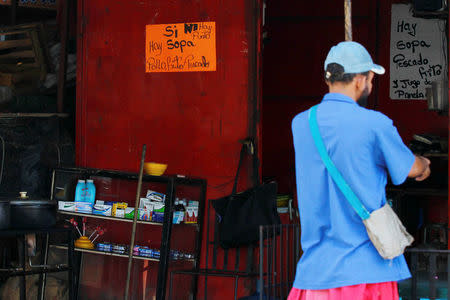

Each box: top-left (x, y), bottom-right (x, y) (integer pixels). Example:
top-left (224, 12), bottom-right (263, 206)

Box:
top-left (287, 281), bottom-right (399, 300)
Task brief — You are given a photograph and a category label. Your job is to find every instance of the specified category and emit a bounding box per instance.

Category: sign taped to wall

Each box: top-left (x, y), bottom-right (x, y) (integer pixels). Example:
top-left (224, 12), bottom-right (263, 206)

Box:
top-left (145, 22), bottom-right (216, 73)
top-left (390, 4), bottom-right (447, 100)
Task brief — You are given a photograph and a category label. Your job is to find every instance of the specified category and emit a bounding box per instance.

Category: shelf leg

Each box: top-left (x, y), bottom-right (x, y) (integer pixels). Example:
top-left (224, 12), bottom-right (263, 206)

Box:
top-left (39, 233), bottom-right (50, 300)
top-left (156, 178), bottom-right (175, 300)
top-left (68, 229), bottom-right (74, 300)
top-left (19, 236), bottom-right (26, 300)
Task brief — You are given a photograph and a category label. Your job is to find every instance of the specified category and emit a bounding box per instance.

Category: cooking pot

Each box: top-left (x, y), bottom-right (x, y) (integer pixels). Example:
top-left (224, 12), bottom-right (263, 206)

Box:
top-left (0, 192), bottom-right (57, 229)
top-left (10, 199), bottom-right (56, 229)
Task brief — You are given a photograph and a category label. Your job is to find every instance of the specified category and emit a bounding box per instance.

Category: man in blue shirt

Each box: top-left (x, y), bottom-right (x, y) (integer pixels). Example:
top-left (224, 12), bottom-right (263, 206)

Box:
top-left (289, 41), bottom-right (431, 300)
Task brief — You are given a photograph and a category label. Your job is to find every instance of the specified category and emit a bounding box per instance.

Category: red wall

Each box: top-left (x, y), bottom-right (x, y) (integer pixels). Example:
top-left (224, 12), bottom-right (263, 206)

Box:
top-left (262, 0), bottom-right (378, 194)
top-left (76, 0), bottom-right (261, 299)
top-left (262, 0), bottom-right (448, 196)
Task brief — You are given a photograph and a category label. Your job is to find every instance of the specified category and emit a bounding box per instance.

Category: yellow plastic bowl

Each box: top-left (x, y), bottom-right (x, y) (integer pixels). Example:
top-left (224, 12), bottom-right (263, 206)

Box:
top-left (144, 162), bottom-right (168, 176)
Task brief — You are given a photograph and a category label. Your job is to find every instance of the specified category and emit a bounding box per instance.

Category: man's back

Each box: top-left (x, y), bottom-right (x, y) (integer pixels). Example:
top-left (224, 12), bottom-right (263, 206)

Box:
top-left (291, 93), bottom-right (414, 290)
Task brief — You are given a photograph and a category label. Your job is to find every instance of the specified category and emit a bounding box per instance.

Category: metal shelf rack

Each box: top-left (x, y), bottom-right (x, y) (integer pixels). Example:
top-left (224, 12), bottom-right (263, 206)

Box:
top-left (52, 167), bottom-right (206, 300)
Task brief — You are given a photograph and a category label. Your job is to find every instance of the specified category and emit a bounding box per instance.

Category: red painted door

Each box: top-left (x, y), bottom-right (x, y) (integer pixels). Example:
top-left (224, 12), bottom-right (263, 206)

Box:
top-left (76, 0), bottom-right (262, 299)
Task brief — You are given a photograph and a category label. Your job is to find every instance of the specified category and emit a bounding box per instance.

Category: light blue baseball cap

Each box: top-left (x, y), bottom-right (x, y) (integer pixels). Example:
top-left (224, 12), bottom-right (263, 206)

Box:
top-left (324, 41), bottom-right (385, 75)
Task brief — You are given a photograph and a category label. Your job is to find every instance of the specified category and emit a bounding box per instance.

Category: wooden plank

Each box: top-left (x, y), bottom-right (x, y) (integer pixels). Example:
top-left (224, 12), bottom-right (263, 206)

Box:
top-left (0, 113), bottom-right (70, 118)
top-left (0, 39), bottom-right (32, 50)
top-left (0, 68), bottom-right (40, 86)
top-left (0, 50), bottom-right (35, 59)
top-left (29, 29), bottom-right (46, 80)
top-left (0, 73), bottom-right (13, 86)
top-left (0, 30), bottom-right (30, 36)
top-left (0, 23), bottom-right (41, 33)
top-left (0, 63), bottom-right (39, 73)
top-left (11, 68), bottom-right (41, 83)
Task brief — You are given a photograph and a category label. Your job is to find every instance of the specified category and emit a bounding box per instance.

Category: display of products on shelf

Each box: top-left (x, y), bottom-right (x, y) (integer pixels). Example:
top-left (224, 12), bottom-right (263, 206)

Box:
top-left (184, 200), bottom-right (199, 224)
top-left (172, 198), bottom-right (199, 224)
top-left (93, 243), bottom-right (194, 261)
top-left (58, 201), bottom-right (76, 212)
top-left (86, 179), bottom-right (96, 204)
top-left (53, 167), bottom-right (206, 300)
top-left (76, 202), bottom-right (93, 214)
top-left (74, 180), bottom-right (86, 202)
top-left (133, 245), bottom-right (194, 261)
top-left (58, 187), bottom-right (199, 224)
top-left (169, 249), bottom-right (195, 260)
top-left (93, 203), bottom-right (112, 216)
top-left (146, 190), bottom-right (166, 202)
top-left (96, 243), bottom-right (129, 254)
top-left (135, 246), bottom-right (159, 259)
top-left (75, 179), bottom-right (96, 204)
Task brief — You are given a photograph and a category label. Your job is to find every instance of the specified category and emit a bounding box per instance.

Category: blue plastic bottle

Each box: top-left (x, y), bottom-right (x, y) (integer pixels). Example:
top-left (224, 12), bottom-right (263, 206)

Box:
top-left (86, 179), bottom-right (96, 205)
top-left (75, 180), bottom-right (86, 202)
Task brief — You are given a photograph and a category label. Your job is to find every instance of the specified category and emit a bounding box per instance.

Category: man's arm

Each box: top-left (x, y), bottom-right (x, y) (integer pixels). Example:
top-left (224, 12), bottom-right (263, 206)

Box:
top-left (408, 155), bottom-right (431, 181)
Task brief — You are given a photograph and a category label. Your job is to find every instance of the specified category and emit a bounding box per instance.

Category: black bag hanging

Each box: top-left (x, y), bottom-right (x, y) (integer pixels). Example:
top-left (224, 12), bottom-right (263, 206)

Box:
top-left (212, 139), bottom-right (281, 249)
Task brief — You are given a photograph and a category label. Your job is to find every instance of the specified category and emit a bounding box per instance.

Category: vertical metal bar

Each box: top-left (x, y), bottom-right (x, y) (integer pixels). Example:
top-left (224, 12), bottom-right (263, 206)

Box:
top-left (39, 233), bottom-right (50, 300)
top-left (267, 226), bottom-right (271, 298)
top-left (37, 234), bottom-right (44, 300)
top-left (168, 273), bottom-right (174, 300)
top-left (234, 276), bottom-right (238, 300)
top-left (272, 226), bottom-right (276, 299)
top-left (295, 225), bottom-right (300, 263)
top-left (344, 0), bottom-right (353, 41)
top-left (246, 245), bottom-right (253, 273)
top-left (411, 253), bottom-right (418, 300)
top-left (259, 226), bottom-right (263, 300)
top-left (248, 0), bottom-right (261, 186)
top-left (50, 170), bottom-right (56, 201)
top-left (272, 225), bottom-right (280, 296)
top-left (75, 252), bottom-right (84, 300)
top-left (288, 226), bottom-right (292, 289)
top-left (68, 229), bottom-right (74, 300)
top-left (234, 248), bottom-right (241, 272)
top-left (124, 144), bottom-right (146, 300)
top-left (191, 180), bottom-right (207, 300)
top-left (265, 227), bottom-right (270, 298)
top-left (212, 214), bottom-right (219, 269)
top-left (277, 225), bottom-right (285, 296)
top-left (286, 225), bottom-right (290, 297)
top-left (205, 200), bottom-right (212, 300)
top-left (57, 0), bottom-right (70, 113)
top-left (429, 253), bottom-right (437, 299)
top-left (20, 236), bottom-right (26, 300)
top-left (223, 248), bottom-right (229, 270)
top-left (447, 252), bottom-right (450, 300)
top-left (156, 177), bottom-right (175, 300)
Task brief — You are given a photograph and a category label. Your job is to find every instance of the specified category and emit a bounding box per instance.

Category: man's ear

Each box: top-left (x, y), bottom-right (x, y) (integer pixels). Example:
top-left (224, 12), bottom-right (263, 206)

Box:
top-left (354, 75), bottom-right (366, 92)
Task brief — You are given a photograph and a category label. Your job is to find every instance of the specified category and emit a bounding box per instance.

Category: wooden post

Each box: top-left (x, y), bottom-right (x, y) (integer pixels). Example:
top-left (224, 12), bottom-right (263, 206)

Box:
top-left (10, 0), bottom-right (17, 25)
top-left (124, 144), bottom-right (146, 300)
top-left (344, 0), bottom-right (352, 41)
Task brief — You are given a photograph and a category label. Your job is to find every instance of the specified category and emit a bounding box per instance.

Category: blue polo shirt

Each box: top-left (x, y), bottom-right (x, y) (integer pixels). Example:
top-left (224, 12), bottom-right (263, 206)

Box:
top-left (291, 93), bottom-right (415, 290)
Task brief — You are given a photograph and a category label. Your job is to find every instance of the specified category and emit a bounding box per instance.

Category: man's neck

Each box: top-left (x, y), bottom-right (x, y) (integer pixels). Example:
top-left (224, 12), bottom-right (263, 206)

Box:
top-left (328, 85), bottom-right (358, 102)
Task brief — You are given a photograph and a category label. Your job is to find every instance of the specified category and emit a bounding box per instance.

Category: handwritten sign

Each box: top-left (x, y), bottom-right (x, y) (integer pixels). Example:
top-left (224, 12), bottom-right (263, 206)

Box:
top-left (390, 4), bottom-right (447, 100)
top-left (145, 22), bottom-right (216, 73)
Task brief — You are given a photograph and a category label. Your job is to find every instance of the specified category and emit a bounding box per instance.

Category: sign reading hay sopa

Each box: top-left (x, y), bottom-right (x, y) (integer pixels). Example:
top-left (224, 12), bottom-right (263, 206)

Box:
top-left (145, 22), bottom-right (216, 73)
top-left (390, 4), bottom-right (447, 100)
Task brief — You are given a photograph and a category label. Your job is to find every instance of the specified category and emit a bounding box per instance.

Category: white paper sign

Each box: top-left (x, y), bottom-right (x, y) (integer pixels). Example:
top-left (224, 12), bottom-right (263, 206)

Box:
top-left (390, 4), bottom-right (447, 100)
